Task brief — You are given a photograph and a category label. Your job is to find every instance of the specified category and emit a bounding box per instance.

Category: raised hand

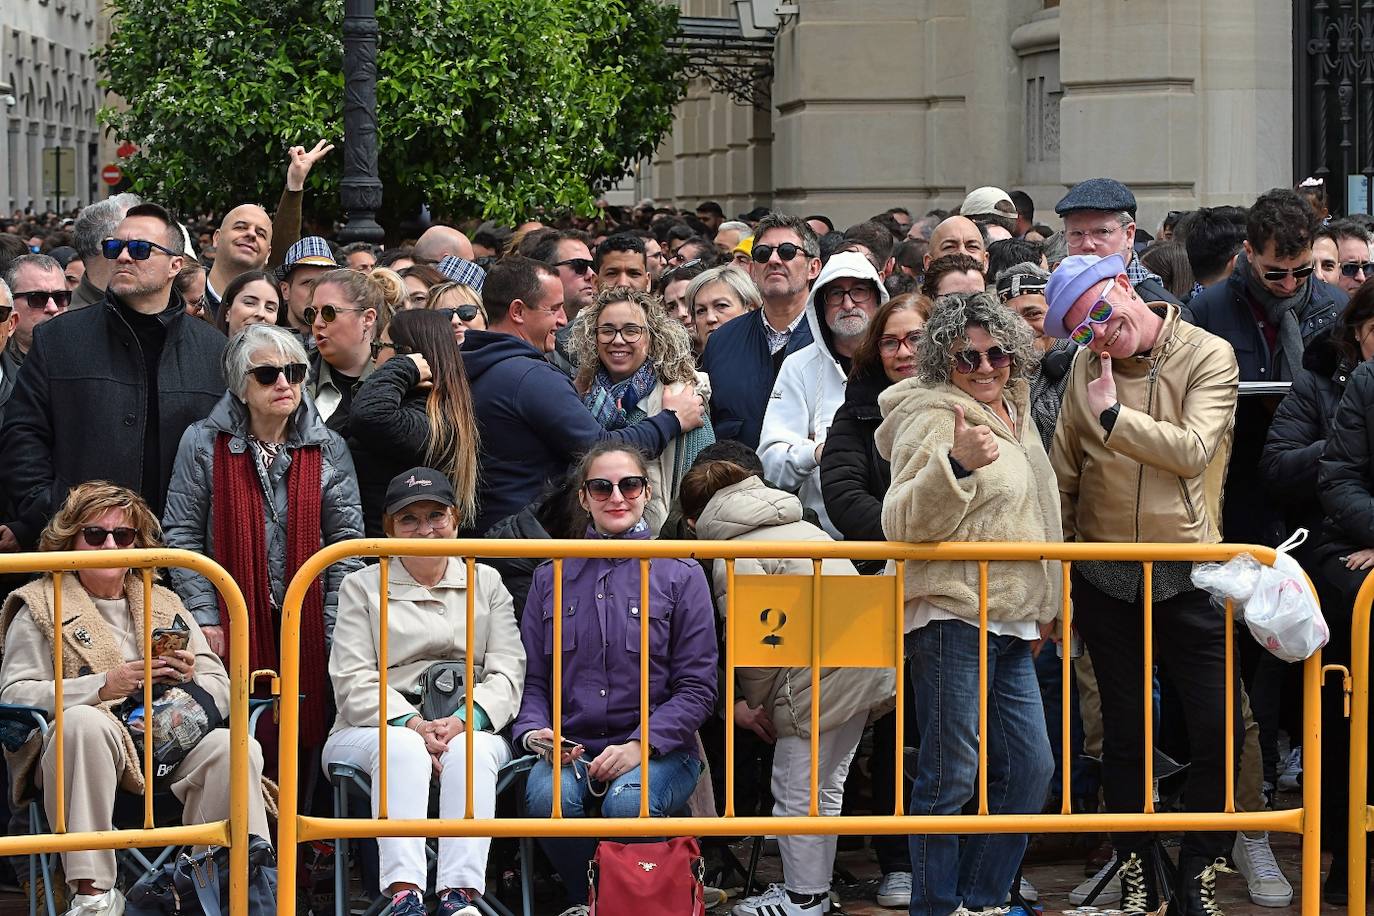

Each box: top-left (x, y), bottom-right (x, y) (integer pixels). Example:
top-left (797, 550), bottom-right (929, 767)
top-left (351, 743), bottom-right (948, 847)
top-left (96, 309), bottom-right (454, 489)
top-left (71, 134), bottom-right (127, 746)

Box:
top-left (1087, 352), bottom-right (1118, 416)
top-left (286, 140), bottom-right (335, 192)
top-left (949, 404), bottom-right (999, 471)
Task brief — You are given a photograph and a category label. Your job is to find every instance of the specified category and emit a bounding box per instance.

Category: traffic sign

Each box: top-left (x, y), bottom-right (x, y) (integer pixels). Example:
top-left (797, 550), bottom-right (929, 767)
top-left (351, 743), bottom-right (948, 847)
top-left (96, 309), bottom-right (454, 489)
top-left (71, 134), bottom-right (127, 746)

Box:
top-left (101, 164), bottom-right (122, 186)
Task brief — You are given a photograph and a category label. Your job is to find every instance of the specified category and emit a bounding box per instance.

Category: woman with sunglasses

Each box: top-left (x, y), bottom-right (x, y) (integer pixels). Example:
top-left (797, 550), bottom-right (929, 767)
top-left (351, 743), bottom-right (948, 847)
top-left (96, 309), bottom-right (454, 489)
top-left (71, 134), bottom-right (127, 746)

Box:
top-left (0, 482), bottom-right (272, 916)
top-left (215, 268), bottom-right (282, 339)
top-left (424, 281), bottom-right (487, 346)
top-left (678, 458), bottom-right (893, 916)
top-left (304, 267), bottom-right (396, 432)
top-left (874, 291), bottom-right (1059, 916)
top-left (349, 309), bottom-right (481, 537)
top-left (163, 324), bottom-right (363, 749)
top-left (324, 466), bottom-right (526, 916)
top-left (569, 286), bottom-right (715, 534)
top-left (512, 443), bottom-right (718, 916)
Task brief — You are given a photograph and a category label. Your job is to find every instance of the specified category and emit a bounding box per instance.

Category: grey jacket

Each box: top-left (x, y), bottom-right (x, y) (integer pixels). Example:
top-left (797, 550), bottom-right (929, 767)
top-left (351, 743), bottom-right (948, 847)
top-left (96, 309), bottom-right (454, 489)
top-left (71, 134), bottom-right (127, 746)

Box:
top-left (161, 392), bottom-right (364, 637)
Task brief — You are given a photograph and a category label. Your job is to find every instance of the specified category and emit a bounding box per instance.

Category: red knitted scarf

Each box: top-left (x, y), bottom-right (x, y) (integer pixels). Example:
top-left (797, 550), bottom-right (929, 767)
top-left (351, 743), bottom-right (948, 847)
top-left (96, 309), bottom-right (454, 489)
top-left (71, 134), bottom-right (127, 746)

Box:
top-left (212, 432), bottom-right (328, 747)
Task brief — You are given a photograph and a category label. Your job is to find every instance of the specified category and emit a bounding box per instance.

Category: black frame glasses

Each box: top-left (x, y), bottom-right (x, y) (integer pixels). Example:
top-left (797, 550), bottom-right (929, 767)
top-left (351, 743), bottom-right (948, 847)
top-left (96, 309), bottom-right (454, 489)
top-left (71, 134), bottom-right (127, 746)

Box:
top-left (303, 304), bottom-right (368, 324)
top-left (81, 526), bottom-right (137, 548)
top-left (1259, 263), bottom-right (1316, 282)
top-left (555, 257), bottom-right (595, 276)
top-left (751, 242), bottom-right (812, 264)
top-left (595, 323), bottom-right (646, 344)
top-left (247, 363), bottom-right (308, 386)
top-left (953, 346), bottom-right (1013, 375)
top-left (101, 238), bottom-right (179, 261)
top-left (822, 285), bottom-right (877, 308)
top-left (370, 339), bottom-right (416, 358)
top-left (438, 305), bottom-right (482, 323)
top-left (583, 476), bottom-right (648, 501)
top-left (14, 289), bottom-right (72, 309)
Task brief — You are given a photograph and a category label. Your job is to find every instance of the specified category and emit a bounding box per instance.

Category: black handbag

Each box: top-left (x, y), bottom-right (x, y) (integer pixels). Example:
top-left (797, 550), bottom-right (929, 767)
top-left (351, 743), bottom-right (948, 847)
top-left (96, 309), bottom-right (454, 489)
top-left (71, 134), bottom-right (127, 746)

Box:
top-left (416, 661), bottom-right (466, 721)
top-left (124, 835), bottom-right (276, 916)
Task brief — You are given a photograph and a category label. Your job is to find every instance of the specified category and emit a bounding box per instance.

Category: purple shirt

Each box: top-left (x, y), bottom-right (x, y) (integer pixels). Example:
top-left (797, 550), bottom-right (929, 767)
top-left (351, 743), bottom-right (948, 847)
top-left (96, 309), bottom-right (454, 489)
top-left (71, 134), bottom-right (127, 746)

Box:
top-left (511, 533), bottom-right (719, 758)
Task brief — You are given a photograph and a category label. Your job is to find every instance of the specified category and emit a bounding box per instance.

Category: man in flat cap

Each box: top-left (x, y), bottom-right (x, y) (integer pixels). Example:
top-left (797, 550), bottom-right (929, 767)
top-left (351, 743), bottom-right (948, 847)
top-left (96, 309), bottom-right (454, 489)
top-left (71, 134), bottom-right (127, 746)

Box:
top-left (1055, 178), bottom-right (1182, 307)
top-left (1045, 252), bottom-right (1240, 916)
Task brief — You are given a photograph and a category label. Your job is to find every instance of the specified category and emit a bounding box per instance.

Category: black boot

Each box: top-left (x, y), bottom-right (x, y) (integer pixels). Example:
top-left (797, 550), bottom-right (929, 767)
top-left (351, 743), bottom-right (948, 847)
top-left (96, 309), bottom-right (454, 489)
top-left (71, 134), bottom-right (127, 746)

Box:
top-left (1117, 851), bottom-right (1160, 915)
top-left (1323, 854), bottom-right (1347, 906)
top-left (1175, 855), bottom-right (1233, 916)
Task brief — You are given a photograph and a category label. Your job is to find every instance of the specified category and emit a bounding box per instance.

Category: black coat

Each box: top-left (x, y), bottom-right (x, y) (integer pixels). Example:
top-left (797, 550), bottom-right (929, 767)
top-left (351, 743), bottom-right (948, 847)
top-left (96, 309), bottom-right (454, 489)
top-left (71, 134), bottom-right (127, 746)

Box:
top-left (819, 369), bottom-right (891, 544)
top-left (1317, 360), bottom-right (1374, 560)
top-left (0, 292), bottom-right (225, 547)
top-left (483, 504), bottom-right (553, 621)
top-left (346, 356), bottom-right (434, 537)
top-left (1260, 331), bottom-right (1352, 539)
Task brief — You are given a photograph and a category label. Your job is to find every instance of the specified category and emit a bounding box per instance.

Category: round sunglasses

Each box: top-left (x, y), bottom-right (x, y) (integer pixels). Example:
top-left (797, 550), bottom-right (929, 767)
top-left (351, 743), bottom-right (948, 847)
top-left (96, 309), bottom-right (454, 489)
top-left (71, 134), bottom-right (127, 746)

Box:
top-left (583, 476), bottom-right (648, 501)
top-left (953, 346), bottom-right (1012, 375)
top-left (751, 242), bottom-right (813, 264)
top-left (82, 526), bottom-right (137, 548)
top-left (247, 363), bottom-right (308, 386)
top-left (303, 304), bottom-right (368, 324)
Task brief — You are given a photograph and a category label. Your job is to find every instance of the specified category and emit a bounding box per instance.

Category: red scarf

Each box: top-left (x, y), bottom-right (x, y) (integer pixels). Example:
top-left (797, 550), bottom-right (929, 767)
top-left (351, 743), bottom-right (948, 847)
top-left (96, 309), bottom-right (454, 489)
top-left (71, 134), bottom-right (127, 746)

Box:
top-left (212, 432), bottom-right (328, 748)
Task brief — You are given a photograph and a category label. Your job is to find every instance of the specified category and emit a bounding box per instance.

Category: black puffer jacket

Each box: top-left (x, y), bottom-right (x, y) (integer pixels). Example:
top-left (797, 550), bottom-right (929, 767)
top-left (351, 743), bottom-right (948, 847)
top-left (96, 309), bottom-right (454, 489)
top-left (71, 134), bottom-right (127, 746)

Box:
top-left (347, 357), bottom-right (435, 537)
top-left (819, 370), bottom-right (890, 572)
top-left (1317, 360), bottom-right (1374, 560)
top-left (1260, 331), bottom-right (1353, 538)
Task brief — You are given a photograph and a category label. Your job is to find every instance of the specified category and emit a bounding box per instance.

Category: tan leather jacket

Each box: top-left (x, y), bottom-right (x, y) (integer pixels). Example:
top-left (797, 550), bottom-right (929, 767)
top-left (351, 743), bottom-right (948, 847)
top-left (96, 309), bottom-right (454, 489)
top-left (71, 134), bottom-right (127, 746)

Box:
top-left (1052, 306), bottom-right (1238, 544)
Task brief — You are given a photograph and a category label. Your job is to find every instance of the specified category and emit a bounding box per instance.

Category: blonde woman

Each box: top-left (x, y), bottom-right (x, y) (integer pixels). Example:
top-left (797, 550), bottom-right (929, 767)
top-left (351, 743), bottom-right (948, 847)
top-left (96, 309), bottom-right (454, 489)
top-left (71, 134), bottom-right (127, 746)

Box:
top-left (569, 286), bottom-right (715, 532)
top-left (425, 281), bottom-right (488, 346)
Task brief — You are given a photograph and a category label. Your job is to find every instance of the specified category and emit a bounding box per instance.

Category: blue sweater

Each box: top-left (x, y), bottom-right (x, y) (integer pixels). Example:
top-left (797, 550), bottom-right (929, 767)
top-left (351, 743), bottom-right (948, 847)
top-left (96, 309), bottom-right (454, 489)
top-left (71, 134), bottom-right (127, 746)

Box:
top-left (699, 310), bottom-right (813, 449)
top-left (460, 330), bottom-right (680, 535)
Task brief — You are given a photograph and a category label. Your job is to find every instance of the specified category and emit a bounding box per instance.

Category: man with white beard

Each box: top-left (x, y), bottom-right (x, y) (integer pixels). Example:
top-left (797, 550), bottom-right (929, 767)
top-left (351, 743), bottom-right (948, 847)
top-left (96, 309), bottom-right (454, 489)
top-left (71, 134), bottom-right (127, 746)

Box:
top-left (757, 249), bottom-right (888, 537)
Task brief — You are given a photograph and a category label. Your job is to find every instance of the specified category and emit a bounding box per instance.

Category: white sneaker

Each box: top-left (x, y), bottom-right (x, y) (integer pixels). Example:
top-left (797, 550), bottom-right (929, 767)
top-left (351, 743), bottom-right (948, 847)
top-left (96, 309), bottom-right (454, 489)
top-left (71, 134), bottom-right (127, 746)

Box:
top-left (1003, 875), bottom-right (1038, 904)
top-left (64, 889), bottom-right (124, 916)
top-left (1070, 853), bottom-right (1123, 905)
top-left (732, 883), bottom-right (829, 915)
top-left (1277, 747), bottom-right (1302, 791)
top-left (876, 871), bottom-right (912, 907)
top-left (1232, 832), bottom-right (1293, 907)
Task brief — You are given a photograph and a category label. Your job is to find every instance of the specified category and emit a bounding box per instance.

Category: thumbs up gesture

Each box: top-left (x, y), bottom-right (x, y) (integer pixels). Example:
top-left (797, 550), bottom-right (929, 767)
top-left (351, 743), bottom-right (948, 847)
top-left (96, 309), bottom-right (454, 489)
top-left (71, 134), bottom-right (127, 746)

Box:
top-left (950, 404), bottom-right (999, 471)
top-left (1086, 352), bottom-right (1119, 416)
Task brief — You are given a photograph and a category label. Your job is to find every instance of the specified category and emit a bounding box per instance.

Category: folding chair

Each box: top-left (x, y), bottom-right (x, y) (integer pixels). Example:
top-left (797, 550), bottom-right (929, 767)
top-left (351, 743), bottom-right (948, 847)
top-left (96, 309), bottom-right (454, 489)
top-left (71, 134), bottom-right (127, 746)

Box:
top-left (329, 753), bottom-right (538, 916)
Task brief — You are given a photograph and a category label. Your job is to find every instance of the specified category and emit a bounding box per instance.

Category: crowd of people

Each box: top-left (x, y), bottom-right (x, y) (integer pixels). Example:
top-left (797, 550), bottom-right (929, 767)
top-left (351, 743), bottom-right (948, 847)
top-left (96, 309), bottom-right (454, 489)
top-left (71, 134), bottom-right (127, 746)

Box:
top-left (0, 160), bottom-right (1370, 916)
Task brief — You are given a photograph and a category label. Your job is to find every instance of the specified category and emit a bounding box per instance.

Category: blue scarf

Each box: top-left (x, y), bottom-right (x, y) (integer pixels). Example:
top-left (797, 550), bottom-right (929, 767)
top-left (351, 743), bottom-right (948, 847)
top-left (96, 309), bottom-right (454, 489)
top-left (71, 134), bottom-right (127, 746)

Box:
top-left (583, 362), bottom-right (658, 431)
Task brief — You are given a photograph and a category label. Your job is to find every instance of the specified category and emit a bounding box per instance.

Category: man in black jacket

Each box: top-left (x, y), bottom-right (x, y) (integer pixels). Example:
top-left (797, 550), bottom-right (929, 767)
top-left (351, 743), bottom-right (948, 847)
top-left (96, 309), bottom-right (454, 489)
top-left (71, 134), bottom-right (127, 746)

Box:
top-left (0, 203), bottom-right (226, 547)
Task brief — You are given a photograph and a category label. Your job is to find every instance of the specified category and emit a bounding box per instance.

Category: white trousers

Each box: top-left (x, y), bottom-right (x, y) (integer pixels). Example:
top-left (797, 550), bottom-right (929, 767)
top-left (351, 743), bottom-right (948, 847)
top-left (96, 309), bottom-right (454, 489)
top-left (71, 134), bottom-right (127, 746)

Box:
top-left (322, 726), bottom-right (511, 893)
top-left (770, 711), bottom-right (868, 895)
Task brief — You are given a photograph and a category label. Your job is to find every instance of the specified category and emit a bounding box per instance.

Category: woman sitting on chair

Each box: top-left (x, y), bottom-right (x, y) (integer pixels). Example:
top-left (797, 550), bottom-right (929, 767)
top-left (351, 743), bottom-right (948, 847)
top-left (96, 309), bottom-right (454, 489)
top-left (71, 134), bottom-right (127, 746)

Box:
top-left (0, 482), bottom-right (271, 916)
top-left (323, 467), bottom-right (526, 916)
top-left (511, 443), bottom-right (719, 916)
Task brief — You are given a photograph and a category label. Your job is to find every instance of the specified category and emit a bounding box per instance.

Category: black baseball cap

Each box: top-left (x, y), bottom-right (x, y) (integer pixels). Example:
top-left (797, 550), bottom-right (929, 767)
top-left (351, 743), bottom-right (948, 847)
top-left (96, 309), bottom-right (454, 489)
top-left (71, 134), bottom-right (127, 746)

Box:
top-left (384, 467), bottom-right (456, 515)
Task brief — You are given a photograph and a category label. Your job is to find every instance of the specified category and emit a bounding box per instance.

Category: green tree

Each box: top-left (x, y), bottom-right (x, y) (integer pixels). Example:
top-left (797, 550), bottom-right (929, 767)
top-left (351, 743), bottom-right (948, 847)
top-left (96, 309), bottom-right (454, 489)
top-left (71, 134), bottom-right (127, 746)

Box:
top-left (96, 0), bottom-right (686, 226)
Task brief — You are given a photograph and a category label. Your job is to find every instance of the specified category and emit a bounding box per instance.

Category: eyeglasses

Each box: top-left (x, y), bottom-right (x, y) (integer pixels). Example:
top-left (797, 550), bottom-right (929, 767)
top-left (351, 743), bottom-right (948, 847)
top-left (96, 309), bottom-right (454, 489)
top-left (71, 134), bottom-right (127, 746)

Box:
top-left (583, 476), bottom-right (648, 501)
top-left (953, 346), bottom-right (1013, 375)
top-left (822, 285), bottom-right (877, 308)
top-left (370, 338), bottom-right (415, 358)
top-left (1340, 260), bottom-right (1374, 278)
top-left (555, 257), bottom-right (595, 276)
top-left (101, 238), bottom-right (179, 260)
top-left (751, 242), bottom-right (812, 264)
top-left (595, 323), bottom-right (646, 344)
top-left (438, 304), bottom-right (482, 323)
top-left (878, 331), bottom-right (922, 356)
top-left (393, 508), bottom-right (452, 534)
top-left (1068, 281), bottom-right (1116, 346)
top-left (1259, 263), bottom-right (1316, 282)
top-left (14, 289), bottom-right (72, 309)
top-left (81, 526), bottom-right (137, 548)
top-left (1064, 223), bottom-right (1127, 247)
top-left (303, 304), bottom-right (368, 324)
top-left (247, 363), bottom-right (308, 386)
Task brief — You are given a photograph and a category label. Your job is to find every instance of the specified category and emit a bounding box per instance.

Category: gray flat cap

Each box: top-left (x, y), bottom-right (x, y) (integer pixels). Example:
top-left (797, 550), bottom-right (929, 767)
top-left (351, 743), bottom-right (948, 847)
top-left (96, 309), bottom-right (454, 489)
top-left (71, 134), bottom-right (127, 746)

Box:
top-left (1055, 178), bottom-right (1137, 217)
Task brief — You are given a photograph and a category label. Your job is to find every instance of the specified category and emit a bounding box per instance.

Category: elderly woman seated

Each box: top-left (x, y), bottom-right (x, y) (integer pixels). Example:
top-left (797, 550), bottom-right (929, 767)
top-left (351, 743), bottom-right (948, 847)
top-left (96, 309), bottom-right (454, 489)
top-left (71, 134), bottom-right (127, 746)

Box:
top-left (0, 482), bottom-right (271, 916)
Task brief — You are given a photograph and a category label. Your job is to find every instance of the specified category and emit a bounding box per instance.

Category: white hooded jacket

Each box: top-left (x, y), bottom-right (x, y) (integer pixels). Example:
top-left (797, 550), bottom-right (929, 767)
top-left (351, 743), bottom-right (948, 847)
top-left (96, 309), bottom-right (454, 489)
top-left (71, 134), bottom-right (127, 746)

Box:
top-left (756, 251), bottom-right (889, 538)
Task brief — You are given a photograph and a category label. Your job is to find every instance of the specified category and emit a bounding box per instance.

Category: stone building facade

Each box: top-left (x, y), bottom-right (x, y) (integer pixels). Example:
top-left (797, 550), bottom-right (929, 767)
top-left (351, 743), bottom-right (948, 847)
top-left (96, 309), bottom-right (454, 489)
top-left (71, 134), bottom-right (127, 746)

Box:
top-left (1, 0), bottom-right (106, 215)
top-left (643, 0), bottom-right (1293, 234)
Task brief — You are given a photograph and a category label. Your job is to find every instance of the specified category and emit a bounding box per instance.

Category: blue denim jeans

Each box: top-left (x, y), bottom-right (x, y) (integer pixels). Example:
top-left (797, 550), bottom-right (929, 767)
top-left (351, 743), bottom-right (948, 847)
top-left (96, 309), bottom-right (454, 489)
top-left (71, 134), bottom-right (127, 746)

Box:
top-left (906, 620), bottom-right (1054, 916)
top-left (523, 749), bottom-right (702, 904)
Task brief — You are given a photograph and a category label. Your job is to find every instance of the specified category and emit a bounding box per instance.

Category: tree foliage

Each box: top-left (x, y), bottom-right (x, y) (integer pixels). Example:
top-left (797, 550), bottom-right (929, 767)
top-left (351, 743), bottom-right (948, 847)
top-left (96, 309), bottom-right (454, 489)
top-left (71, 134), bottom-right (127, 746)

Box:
top-left (96, 0), bottom-right (686, 226)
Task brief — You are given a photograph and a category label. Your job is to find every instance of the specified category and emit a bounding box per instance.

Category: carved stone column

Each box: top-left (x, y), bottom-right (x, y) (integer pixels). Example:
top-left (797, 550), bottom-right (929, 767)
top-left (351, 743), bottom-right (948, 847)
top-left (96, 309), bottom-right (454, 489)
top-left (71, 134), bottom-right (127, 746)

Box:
top-left (339, 0), bottom-right (385, 243)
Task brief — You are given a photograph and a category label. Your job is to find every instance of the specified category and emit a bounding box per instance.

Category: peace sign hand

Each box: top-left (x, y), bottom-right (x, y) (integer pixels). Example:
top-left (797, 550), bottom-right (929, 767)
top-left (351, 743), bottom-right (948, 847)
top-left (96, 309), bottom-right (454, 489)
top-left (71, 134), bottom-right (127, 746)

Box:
top-left (286, 141), bottom-right (335, 191)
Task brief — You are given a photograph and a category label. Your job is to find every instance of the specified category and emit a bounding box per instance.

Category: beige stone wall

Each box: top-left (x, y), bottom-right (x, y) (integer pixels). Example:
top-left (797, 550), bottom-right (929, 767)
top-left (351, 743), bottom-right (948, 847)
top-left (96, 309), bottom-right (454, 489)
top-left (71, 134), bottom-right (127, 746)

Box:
top-left (652, 0), bottom-right (1294, 233)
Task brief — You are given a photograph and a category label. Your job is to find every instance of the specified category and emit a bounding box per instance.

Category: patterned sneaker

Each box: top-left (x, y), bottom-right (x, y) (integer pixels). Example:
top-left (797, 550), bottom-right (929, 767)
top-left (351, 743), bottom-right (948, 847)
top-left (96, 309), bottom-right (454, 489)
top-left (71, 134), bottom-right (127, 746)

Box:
top-left (732, 883), bottom-right (829, 915)
top-left (388, 889), bottom-right (426, 916)
top-left (436, 888), bottom-right (479, 916)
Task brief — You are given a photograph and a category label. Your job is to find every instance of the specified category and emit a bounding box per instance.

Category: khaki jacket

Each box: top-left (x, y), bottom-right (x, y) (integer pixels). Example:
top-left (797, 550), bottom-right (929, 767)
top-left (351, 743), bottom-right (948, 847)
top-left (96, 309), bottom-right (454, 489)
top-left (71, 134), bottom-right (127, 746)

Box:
top-left (1052, 305), bottom-right (1238, 544)
top-left (328, 558), bottom-right (526, 735)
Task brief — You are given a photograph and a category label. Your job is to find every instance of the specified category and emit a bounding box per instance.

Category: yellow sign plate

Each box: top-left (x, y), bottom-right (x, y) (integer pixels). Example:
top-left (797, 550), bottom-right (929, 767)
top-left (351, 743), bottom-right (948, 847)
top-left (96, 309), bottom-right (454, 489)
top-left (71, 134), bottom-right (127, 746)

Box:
top-left (731, 575), bottom-right (897, 668)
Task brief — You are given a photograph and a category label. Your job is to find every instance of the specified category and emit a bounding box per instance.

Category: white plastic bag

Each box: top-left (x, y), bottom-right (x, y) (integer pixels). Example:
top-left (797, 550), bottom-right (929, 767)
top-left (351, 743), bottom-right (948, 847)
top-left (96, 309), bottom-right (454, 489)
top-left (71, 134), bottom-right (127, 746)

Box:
top-left (1191, 552), bottom-right (1264, 606)
top-left (1244, 530), bottom-right (1328, 662)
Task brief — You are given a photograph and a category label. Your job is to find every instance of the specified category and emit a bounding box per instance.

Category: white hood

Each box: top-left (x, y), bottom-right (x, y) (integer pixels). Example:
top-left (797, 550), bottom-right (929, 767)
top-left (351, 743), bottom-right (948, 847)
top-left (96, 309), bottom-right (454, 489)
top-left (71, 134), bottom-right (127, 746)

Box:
top-left (801, 250), bottom-right (890, 366)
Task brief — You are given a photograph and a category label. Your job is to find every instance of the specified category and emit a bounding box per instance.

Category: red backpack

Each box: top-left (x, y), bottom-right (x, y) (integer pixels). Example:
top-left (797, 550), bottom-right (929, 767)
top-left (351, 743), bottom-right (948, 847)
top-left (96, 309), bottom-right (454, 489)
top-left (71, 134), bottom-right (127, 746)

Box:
top-left (588, 836), bottom-right (707, 916)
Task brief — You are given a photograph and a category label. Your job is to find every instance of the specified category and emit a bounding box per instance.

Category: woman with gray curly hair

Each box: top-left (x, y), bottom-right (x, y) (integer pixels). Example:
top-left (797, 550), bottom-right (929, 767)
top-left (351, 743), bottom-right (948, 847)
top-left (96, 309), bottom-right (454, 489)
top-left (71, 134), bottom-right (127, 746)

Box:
top-left (570, 286), bottom-right (716, 532)
top-left (874, 290), bottom-right (1061, 916)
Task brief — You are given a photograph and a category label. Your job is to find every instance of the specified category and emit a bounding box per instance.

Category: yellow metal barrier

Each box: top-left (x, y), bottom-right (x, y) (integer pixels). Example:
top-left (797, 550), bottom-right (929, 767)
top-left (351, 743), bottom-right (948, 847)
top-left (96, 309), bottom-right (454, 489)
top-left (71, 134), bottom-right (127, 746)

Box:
top-left (275, 538), bottom-right (1323, 916)
top-left (1349, 570), bottom-right (1374, 915)
top-left (0, 549), bottom-right (253, 916)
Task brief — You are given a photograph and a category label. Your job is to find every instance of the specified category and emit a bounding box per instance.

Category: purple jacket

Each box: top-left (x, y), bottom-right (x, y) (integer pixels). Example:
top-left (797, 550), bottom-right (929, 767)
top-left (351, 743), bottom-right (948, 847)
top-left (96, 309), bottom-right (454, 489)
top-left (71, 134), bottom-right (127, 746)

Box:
top-left (511, 532), bottom-right (719, 758)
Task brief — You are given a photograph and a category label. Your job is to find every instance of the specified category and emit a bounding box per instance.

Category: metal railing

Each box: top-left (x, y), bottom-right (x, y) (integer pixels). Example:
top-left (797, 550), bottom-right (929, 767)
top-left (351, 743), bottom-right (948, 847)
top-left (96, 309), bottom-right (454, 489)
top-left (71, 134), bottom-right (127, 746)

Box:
top-left (0, 549), bottom-right (253, 916)
top-left (274, 538), bottom-right (1326, 916)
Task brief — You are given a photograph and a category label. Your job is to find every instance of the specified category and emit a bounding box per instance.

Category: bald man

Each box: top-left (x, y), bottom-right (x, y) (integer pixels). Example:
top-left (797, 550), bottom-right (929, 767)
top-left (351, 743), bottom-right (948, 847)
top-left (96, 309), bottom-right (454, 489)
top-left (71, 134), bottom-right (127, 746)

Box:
top-left (206, 204), bottom-right (272, 311)
top-left (414, 225), bottom-right (475, 263)
top-left (923, 215), bottom-right (988, 271)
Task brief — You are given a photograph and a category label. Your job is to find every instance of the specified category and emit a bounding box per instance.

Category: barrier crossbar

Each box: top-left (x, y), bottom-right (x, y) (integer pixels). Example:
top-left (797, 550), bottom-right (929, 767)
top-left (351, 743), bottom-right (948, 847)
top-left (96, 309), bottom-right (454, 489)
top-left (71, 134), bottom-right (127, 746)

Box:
top-left (275, 538), bottom-right (1323, 916)
top-left (0, 549), bottom-right (252, 916)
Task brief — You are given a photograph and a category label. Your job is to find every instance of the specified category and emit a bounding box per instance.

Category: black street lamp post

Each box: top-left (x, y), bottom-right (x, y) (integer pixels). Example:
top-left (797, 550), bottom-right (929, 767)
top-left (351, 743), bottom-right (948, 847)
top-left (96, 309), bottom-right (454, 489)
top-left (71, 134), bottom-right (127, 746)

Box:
top-left (338, 0), bottom-right (385, 244)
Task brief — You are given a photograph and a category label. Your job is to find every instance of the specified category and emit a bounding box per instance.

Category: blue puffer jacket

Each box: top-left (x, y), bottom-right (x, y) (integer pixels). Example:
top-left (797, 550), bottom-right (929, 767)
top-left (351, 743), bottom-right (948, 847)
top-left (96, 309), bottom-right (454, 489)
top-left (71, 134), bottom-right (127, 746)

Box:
top-left (699, 309), bottom-right (813, 449)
